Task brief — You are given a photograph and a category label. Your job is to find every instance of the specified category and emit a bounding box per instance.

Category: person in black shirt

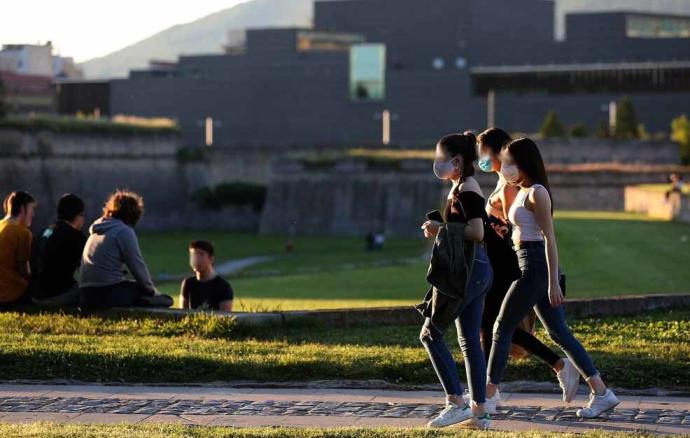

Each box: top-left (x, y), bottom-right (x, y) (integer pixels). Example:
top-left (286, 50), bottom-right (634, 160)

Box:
top-left (30, 193), bottom-right (87, 308)
top-left (180, 240), bottom-right (233, 311)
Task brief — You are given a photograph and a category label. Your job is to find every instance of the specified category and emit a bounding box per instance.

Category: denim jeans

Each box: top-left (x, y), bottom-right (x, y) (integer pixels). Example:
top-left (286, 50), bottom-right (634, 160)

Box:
top-left (420, 246), bottom-right (493, 403)
top-left (487, 241), bottom-right (598, 385)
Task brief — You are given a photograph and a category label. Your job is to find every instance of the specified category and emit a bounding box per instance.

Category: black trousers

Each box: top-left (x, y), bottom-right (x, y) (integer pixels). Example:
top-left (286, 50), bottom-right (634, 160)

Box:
top-left (481, 267), bottom-right (561, 367)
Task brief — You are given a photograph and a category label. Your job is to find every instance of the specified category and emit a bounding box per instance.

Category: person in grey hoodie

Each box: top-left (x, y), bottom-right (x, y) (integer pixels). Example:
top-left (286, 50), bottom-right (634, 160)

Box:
top-left (79, 190), bottom-right (173, 309)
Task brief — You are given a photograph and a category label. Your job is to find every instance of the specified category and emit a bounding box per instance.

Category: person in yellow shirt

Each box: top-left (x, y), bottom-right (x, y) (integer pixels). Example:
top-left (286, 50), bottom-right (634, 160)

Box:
top-left (0, 191), bottom-right (36, 306)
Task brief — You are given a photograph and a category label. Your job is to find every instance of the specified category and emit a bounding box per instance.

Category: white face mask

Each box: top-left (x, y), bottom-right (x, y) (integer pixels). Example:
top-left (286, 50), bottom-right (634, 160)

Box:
top-left (500, 163), bottom-right (519, 184)
top-left (433, 158), bottom-right (458, 180)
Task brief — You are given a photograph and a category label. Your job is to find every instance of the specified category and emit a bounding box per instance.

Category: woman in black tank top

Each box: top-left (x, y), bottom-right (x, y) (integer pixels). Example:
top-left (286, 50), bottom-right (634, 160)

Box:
top-left (476, 129), bottom-right (566, 402)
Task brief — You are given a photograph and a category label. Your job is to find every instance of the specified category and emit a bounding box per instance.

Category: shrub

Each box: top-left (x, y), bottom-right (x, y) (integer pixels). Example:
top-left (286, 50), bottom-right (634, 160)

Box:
top-left (0, 114), bottom-right (180, 136)
top-left (671, 114), bottom-right (690, 164)
top-left (176, 146), bottom-right (205, 162)
top-left (569, 123), bottom-right (588, 138)
top-left (595, 120), bottom-right (610, 138)
top-left (192, 182), bottom-right (267, 211)
top-left (540, 110), bottom-right (567, 139)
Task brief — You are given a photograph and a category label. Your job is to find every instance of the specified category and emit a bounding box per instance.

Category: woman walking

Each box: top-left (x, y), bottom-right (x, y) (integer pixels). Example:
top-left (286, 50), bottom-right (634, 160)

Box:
top-left (474, 128), bottom-right (580, 410)
top-left (419, 132), bottom-right (493, 429)
top-left (485, 138), bottom-right (619, 418)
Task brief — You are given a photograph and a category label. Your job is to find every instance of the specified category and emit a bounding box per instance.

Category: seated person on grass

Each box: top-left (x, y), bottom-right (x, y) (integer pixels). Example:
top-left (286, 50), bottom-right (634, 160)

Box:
top-left (79, 189), bottom-right (173, 310)
top-left (0, 191), bottom-right (36, 308)
top-left (29, 194), bottom-right (87, 308)
top-left (180, 240), bottom-right (234, 312)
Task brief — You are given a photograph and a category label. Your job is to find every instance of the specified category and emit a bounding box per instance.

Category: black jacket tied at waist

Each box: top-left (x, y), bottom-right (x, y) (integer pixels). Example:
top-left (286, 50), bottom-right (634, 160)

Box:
top-left (416, 222), bottom-right (476, 332)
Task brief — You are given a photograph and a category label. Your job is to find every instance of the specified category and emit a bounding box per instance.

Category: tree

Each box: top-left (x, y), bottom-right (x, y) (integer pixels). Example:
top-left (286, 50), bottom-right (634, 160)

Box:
top-left (595, 120), bottom-right (610, 138)
top-left (671, 114), bottom-right (690, 164)
top-left (0, 79), bottom-right (7, 119)
top-left (614, 97), bottom-right (639, 139)
top-left (570, 123), bottom-right (588, 138)
top-left (540, 110), bottom-right (567, 139)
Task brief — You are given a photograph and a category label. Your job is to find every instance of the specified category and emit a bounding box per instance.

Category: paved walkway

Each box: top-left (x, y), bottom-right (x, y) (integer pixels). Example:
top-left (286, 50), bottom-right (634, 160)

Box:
top-left (0, 384), bottom-right (688, 434)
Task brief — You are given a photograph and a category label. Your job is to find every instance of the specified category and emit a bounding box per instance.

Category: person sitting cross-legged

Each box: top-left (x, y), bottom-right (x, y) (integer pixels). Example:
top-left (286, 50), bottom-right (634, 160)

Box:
top-left (30, 194), bottom-right (87, 308)
top-left (180, 240), bottom-right (234, 312)
top-left (79, 190), bottom-right (173, 310)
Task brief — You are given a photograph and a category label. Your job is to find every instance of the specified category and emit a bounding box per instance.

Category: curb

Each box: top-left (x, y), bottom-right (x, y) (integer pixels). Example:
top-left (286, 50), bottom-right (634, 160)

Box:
top-left (110, 293), bottom-right (690, 327)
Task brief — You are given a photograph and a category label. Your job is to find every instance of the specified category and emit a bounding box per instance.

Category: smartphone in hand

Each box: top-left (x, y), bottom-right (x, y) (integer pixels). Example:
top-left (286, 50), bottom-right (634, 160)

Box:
top-left (426, 210), bottom-right (444, 223)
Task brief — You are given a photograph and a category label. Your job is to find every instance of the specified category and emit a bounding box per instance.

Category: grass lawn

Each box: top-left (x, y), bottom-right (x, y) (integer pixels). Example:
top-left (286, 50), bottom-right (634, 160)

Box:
top-left (140, 211), bottom-right (690, 311)
top-left (0, 424), bottom-right (657, 438)
top-left (0, 308), bottom-right (687, 389)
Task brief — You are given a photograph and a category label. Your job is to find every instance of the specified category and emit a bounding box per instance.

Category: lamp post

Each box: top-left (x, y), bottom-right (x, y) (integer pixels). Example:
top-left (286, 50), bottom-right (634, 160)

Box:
top-left (374, 109), bottom-right (398, 145)
top-left (196, 116), bottom-right (222, 147)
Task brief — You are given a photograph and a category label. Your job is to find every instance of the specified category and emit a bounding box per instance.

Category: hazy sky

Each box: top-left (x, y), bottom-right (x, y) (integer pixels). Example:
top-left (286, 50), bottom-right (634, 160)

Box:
top-left (2, 1), bottom-right (246, 62)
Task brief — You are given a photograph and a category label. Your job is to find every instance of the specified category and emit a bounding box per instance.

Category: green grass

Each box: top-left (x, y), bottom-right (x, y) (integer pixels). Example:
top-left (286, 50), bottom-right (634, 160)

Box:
top-left (0, 424), bottom-right (655, 438)
top-left (139, 232), bottom-right (426, 279)
top-left (141, 211), bottom-right (690, 311)
top-left (0, 308), bottom-right (687, 389)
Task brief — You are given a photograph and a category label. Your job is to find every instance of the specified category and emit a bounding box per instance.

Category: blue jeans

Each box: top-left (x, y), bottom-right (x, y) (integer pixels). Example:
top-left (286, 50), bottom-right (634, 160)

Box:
top-left (487, 241), bottom-right (598, 384)
top-left (420, 246), bottom-right (493, 403)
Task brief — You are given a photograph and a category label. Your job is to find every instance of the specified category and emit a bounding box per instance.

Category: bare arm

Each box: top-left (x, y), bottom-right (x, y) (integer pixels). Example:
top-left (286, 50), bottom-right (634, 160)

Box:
top-left (529, 187), bottom-right (564, 307)
top-left (464, 217), bottom-right (484, 242)
top-left (179, 279), bottom-right (190, 309)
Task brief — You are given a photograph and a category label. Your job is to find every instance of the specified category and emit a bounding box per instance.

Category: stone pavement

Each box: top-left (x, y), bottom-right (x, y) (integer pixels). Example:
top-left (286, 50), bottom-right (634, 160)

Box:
top-left (0, 384), bottom-right (688, 434)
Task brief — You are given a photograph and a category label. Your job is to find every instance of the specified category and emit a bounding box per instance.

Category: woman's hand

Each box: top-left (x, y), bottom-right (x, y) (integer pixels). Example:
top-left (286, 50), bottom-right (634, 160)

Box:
top-left (548, 280), bottom-right (564, 307)
top-left (421, 220), bottom-right (441, 239)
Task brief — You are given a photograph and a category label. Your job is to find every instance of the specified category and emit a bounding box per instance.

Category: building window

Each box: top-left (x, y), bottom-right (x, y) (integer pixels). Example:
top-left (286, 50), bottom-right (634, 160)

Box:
top-left (432, 57), bottom-right (445, 70)
top-left (627, 15), bottom-right (690, 38)
top-left (349, 44), bottom-right (386, 101)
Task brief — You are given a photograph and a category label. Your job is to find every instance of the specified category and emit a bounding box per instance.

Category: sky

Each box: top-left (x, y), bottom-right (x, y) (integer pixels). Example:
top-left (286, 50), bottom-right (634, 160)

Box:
top-left (2, 1), bottom-right (246, 62)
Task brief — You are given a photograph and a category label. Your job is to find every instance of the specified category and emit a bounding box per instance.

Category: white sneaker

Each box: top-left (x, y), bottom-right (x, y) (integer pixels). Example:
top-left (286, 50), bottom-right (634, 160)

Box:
top-left (458, 413), bottom-right (492, 430)
top-left (464, 388), bottom-right (501, 414)
top-left (556, 358), bottom-right (580, 403)
top-left (484, 388), bottom-right (502, 415)
top-left (576, 389), bottom-right (620, 418)
top-left (427, 403), bottom-right (473, 428)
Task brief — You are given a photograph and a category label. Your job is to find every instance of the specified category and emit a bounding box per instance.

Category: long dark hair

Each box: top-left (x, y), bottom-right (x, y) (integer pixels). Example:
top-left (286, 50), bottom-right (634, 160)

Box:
top-left (478, 128), bottom-right (512, 155)
top-left (437, 131), bottom-right (477, 180)
top-left (505, 138), bottom-right (554, 212)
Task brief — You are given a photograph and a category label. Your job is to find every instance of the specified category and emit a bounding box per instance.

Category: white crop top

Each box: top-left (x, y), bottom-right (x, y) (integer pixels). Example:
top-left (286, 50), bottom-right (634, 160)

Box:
top-left (508, 184), bottom-right (545, 245)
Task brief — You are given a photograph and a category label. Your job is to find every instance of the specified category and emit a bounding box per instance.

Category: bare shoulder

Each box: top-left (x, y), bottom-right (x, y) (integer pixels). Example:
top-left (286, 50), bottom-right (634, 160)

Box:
top-left (528, 184), bottom-right (552, 208)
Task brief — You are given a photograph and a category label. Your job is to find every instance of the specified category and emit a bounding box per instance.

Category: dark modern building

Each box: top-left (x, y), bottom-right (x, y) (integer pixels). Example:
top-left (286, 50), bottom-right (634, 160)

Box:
top-left (68, 0), bottom-right (690, 147)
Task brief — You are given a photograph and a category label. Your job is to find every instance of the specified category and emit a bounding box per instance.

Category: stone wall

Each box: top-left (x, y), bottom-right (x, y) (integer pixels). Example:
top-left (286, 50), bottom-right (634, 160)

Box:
top-left (0, 129), bottom-right (262, 233)
top-left (0, 129), bottom-right (684, 236)
top-left (537, 139), bottom-right (679, 165)
top-left (260, 158), bottom-right (679, 236)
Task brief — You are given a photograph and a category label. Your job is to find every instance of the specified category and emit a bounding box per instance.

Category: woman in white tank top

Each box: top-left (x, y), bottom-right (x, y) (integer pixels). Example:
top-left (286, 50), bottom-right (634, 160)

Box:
top-left (484, 138), bottom-right (620, 419)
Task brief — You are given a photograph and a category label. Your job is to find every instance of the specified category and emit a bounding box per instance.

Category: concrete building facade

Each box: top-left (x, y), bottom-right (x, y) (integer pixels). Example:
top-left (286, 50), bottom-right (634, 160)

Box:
top-left (83, 0), bottom-right (690, 147)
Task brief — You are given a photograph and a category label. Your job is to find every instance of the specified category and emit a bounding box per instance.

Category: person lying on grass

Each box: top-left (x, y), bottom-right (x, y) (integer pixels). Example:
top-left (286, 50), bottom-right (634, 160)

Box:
top-left (180, 240), bottom-right (234, 312)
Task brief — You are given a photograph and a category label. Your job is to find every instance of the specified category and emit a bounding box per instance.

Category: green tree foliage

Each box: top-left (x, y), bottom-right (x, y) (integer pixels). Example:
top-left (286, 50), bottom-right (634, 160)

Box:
top-left (570, 123), bottom-right (588, 138)
top-left (540, 110), bottom-right (567, 139)
top-left (614, 97), bottom-right (639, 139)
top-left (671, 114), bottom-right (690, 164)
